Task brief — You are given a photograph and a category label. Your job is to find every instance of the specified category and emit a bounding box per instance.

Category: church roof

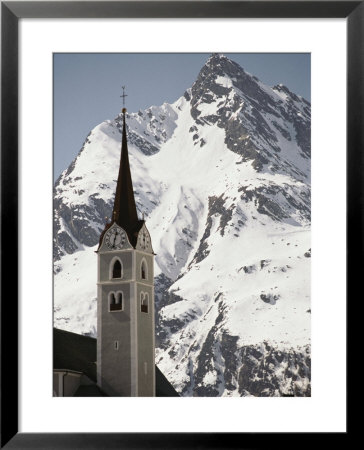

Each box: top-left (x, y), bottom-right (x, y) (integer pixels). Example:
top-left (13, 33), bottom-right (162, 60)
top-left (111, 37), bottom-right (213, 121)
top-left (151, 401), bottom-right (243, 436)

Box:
top-left (97, 110), bottom-right (143, 249)
top-left (54, 328), bottom-right (97, 382)
top-left (112, 110), bottom-right (140, 242)
top-left (53, 328), bottom-right (179, 397)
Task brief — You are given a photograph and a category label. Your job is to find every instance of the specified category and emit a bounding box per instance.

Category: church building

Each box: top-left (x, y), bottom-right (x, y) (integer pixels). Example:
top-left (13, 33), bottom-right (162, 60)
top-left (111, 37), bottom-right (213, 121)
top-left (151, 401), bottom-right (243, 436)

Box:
top-left (96, 106), bottom-right (155, 397)
top-left (53, 103), bottom-right (178, 397)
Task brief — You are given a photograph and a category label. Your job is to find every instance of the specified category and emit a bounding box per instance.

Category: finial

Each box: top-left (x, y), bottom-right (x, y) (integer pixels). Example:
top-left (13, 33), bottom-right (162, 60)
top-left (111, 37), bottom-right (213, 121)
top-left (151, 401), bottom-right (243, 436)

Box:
top-left (121, 85), bottom-right (128, 111)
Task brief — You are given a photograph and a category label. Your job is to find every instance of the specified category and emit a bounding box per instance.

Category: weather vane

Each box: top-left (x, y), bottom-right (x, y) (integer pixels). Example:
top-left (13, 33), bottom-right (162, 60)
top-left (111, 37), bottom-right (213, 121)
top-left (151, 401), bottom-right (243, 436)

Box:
top-left (121, 86), bottom-right (128, 109)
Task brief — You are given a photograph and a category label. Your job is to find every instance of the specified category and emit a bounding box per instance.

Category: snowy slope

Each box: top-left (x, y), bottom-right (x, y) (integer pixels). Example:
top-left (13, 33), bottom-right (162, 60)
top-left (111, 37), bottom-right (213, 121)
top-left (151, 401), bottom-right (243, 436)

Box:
top-left (54, 53), bottom-right (311, 396)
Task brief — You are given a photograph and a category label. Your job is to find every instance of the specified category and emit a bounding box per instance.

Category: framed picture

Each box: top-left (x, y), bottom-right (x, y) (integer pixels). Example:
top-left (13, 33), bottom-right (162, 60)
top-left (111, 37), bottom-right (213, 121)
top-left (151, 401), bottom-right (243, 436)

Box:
top-left (1, 1), bottom-right (356, 447)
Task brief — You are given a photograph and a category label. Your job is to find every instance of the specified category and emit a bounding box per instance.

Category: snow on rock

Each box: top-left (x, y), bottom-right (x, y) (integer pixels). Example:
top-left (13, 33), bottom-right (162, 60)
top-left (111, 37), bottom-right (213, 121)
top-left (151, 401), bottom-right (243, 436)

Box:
top-left (54, 53), bottom-right (311, 396)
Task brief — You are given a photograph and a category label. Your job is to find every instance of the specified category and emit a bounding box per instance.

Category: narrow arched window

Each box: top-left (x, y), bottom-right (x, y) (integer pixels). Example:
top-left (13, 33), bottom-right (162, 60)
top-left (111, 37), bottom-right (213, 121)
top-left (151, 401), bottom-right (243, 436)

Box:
top-left (116, 292), bottom-right (123, 307)
top-left (112, 260), bottom-right (122, 279)
top-left (141, 260), bottom-right (147, 280)
top-left (109, 292), bottom-right (116, 308)
top-left (141, 292), bottom-right (149, 313)
top-left (109, 291), bottom-right (122, 312)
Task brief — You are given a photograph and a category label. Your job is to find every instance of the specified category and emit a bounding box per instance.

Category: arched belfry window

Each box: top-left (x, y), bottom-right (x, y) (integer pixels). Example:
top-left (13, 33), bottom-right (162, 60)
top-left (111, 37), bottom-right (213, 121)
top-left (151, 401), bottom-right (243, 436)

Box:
top-left (116, 292), bottom-right (123, 306)
top-left (112, 259), bottom-right (122, 279)
top-left (141, 259), bottom-right (147, 280)
top-left (141, 292), bottom-right (149, 313)
top-left (109, 291), bottom-right (123, 312)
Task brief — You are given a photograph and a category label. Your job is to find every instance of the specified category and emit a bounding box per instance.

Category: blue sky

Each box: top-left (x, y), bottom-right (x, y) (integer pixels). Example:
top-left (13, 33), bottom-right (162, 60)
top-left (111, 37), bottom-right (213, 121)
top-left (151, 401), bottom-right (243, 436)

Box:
top-left (54, 53), bottom-right (310, 178)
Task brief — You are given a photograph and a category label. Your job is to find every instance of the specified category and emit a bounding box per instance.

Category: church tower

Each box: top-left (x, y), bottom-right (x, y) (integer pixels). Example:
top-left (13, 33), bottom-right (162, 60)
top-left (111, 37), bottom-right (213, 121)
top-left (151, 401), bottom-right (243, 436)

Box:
top-left (96, 104), bottom-right (155, 397)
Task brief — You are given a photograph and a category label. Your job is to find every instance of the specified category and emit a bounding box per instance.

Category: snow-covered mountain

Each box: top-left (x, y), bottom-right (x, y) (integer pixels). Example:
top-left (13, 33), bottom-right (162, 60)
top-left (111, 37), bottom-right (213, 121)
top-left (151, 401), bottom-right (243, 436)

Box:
top-left (54, 53), bottom-right (311, 396)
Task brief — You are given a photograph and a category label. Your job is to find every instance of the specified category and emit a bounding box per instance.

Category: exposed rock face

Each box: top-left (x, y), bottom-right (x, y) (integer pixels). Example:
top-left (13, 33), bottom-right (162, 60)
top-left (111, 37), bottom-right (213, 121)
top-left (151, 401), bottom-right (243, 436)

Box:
top-left (157, 291), bottom-right (311, 397)
top-left (190, 54), bottom-right (310, 177)
top-left (189, 195), bottom-right (235, 267)
top-left (237, 342), bottom-right (311, 397)
top-left (54, 53), bottom-right (311, 396)
top-left (239, 182), bottom-right (310, 224)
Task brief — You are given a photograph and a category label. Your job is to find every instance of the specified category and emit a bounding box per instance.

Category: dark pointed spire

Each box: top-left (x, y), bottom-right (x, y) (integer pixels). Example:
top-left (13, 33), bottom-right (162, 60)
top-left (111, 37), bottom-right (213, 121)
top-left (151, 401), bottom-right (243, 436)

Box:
top-left (112, 107), bottom-right (140, 241)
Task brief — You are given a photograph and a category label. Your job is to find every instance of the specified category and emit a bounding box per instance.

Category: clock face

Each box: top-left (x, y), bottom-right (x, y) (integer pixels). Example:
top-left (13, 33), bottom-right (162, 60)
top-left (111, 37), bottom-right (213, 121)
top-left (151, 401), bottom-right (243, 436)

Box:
top-left (105, 227), bottom-right (126, 250)
top-left (140, 230), bottom-right (150, 251)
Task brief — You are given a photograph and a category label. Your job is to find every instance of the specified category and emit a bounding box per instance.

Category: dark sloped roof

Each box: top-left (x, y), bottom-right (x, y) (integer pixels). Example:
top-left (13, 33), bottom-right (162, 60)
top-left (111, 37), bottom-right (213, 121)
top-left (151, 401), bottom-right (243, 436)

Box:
top-left (155, 366), bottom-right (179, 397)
top-left (112, 112), bottom-right (140, 241)
top-left (53, 328), bottom-right (179, 397)
top-left (53, 328), bottom-right (97, 382)
top-left (97, 111), bottom-right (143, 250)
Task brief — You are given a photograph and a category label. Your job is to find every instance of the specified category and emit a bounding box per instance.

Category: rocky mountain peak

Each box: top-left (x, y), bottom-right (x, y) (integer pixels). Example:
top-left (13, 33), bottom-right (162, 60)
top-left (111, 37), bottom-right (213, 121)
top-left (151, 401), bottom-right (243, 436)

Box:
top-left (54, 55), bottom-right (311, 397)
top-left (191, 53), bottom-right (245, 99)
top-left (188, 54), bottom-right (310, 177)
top-left (202, 53), bottom-right (246, 79)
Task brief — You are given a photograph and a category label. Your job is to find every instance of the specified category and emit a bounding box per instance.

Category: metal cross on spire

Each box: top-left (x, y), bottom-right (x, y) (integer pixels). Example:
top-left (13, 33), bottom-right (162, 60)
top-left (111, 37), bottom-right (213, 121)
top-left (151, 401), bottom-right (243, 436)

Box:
top-left (120, 86), bottom-right (128, 108)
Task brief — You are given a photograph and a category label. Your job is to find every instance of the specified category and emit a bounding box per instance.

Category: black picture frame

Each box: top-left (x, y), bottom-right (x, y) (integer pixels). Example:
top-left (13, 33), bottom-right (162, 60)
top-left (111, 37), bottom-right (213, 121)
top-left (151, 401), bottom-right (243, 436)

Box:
top-left (1, 1), bottom-right (356, 448)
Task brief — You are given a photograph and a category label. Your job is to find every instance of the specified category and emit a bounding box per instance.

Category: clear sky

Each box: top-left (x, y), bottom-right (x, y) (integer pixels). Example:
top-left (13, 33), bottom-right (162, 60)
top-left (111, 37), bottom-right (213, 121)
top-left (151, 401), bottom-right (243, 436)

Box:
top-left (54, 53), bottom-right (310, 179)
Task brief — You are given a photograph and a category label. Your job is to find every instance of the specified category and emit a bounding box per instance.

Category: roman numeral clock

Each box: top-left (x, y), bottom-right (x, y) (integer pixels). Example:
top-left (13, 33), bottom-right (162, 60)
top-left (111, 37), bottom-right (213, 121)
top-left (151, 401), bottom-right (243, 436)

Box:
top-left (104, 227), bottom-right (127, 250)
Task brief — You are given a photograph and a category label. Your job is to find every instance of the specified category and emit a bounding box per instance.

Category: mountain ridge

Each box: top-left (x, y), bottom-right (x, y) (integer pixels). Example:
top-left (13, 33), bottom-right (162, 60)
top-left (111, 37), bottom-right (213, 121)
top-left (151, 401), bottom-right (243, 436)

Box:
top-left (54, 53), bottom-right (311, 396)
